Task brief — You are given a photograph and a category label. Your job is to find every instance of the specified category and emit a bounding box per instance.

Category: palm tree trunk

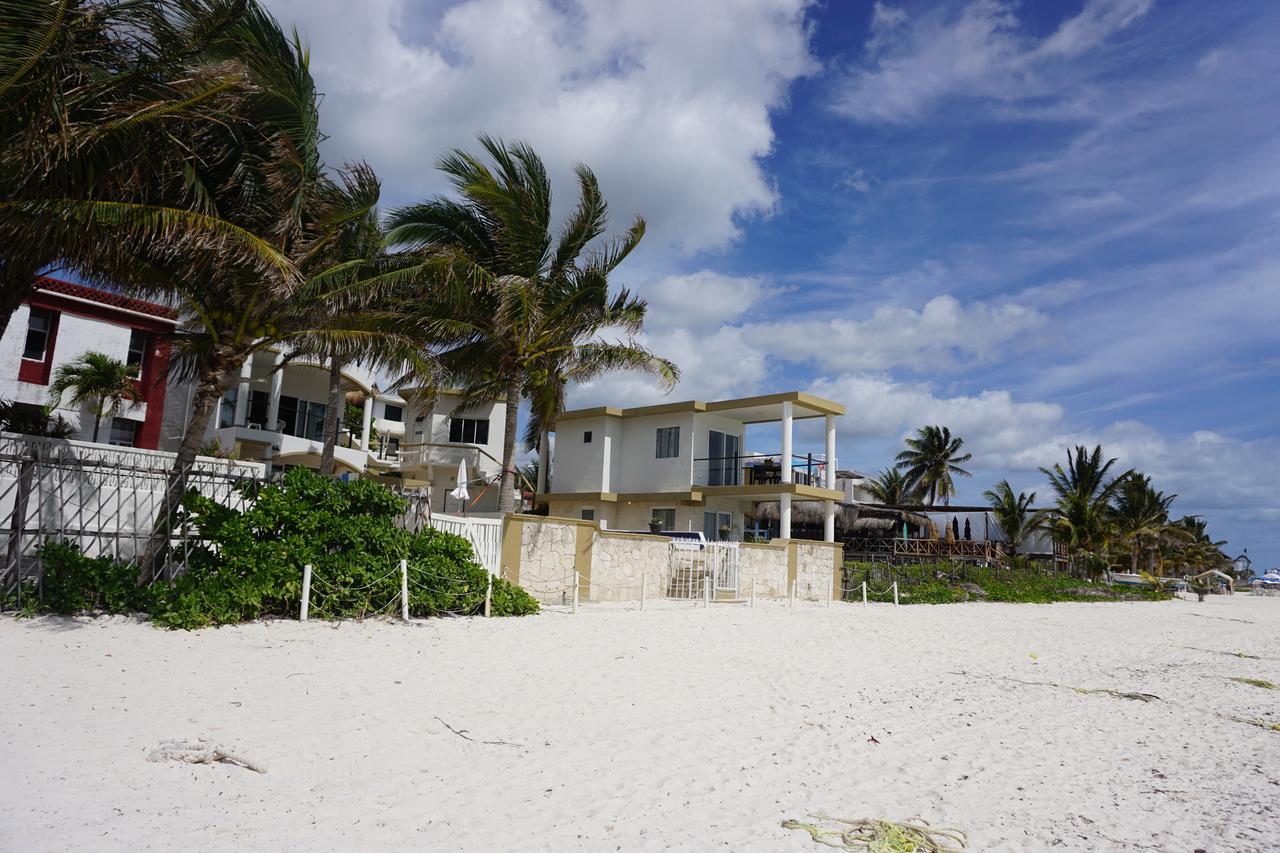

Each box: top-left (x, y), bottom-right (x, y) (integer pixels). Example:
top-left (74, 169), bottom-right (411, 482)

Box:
top-left (137, 362), bottom-right (236, 583)
top-left (1131, 544), bottom-right (1138, 574)
top-left (0, 261), bottom-right (41, 341)
top-left (318, 353), bottom-right (343, 476)
top-left (92, 402), bottom-right (103, 444)
top-left (497, 378), bottom-right (521, 514)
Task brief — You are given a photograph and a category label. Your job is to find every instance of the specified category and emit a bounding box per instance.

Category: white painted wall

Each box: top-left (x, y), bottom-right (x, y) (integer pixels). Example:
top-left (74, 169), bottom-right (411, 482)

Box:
top-left (0, 304), bottom-right (148, 439)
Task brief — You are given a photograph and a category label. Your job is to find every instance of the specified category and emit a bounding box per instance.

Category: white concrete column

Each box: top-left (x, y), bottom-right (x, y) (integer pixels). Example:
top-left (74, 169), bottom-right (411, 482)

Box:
top-left (232, 356), bottom-right (252, 426)
top-left (265, 351), bottom-right (284, 432)
top-left (536, 431), bottom-right (549, 495)
top-left (780, 400), bottom-right (793, 484)
top-left (823, 500), bottom-right (835, 543)
top-left (360, 396), bottom-right (374, 450)
top-left (601, 434), bottom-right (612, 493)
top-left (825, 414), bottom-right (836, 489)
top-left (780, 492), bottom-right (792, 541)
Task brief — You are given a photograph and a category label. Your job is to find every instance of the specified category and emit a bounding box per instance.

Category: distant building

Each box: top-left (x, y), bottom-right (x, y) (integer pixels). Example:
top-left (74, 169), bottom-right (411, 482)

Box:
top-left (0, 277), bottom-right (179, 448)
top-left (2, 279), bottom-right (506, 513)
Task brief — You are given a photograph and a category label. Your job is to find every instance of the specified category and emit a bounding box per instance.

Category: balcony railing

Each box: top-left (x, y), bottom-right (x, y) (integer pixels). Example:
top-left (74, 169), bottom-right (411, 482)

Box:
top-left (692, 452), bottom-right (831, 488)
top-left (398, 441), bottom-right (490, 471)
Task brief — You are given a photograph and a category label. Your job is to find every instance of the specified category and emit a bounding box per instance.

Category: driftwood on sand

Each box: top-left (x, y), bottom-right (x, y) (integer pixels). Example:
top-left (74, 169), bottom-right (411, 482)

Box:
top-left (147, 738), bottom-right (267, 774)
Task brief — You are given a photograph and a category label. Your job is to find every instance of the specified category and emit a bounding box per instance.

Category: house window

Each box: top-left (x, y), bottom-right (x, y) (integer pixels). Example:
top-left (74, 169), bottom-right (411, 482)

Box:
top-left (449, 417), bottom-right (489, 444)
top-left (382, 404), bottom-right (403, 422)
top-left (126, 329), bottom-right (148, 369)
top-left (23, 308), bottom-right (55, 360)
top-left (651, 508), bottom-right (676, 530)
top-left (583, 430), bottom-right (593, 444)
top-left (247, 390), bottom-right (269, 428)
top-left (107, 418), bottom-right (139, 447)
top-left (218, 386), bottom-right (238, 428)
top-left (581, 508), bottom-right (595, 521)
top-left (655, 426), bottom-right (680, 459)
top-left (385, 436), bottom-right (400, 458)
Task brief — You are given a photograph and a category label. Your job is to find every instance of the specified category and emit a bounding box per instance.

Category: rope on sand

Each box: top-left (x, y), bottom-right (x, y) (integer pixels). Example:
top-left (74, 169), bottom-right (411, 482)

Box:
top-left (147, 738), bottom-right (267, 774)
top-left (782, 813), bottom-right (967, 851)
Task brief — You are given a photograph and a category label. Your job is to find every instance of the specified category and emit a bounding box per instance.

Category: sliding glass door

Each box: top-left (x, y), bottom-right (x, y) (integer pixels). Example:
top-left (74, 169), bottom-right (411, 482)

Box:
top-left (708, 430), bottom-right (741, 486)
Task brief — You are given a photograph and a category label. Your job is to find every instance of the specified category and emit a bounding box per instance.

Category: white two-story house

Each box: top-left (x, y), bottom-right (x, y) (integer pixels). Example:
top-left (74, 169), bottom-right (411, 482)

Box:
top-left (539, 391), bottom-right (845, 542)
top-left (398, 389), bottom-right (506, 514)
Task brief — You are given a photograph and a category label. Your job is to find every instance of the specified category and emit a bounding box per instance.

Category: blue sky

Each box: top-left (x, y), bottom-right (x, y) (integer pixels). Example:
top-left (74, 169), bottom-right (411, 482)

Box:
top-left (263, 0), bottom-right (1280, 570)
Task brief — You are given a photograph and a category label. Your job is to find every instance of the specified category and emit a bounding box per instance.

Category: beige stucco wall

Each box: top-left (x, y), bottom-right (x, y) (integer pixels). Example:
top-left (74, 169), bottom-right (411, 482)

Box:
top-left (504, 515), bottom-right (839, 605)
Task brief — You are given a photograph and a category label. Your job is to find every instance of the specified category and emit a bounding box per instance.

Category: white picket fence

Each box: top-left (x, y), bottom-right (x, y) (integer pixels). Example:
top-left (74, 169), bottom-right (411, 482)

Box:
top-left (429, 513), bottom-right (503, 577)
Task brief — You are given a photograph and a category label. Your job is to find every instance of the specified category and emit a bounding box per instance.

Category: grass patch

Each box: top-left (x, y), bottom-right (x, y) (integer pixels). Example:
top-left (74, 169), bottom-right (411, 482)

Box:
top-left (782, 813), bottom-right (966, 851)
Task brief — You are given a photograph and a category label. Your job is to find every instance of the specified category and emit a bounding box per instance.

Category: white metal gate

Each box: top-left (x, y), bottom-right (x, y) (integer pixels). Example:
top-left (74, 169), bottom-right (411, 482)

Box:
top-left (429, 513), bottom-right (503, 576)
top-left (667, 541), bottom-right (740, 598)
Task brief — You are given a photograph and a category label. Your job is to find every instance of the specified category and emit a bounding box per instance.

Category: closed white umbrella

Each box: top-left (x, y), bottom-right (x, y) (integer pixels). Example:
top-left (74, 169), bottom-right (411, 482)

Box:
top-left (448, 458), bottom-right (470, 512)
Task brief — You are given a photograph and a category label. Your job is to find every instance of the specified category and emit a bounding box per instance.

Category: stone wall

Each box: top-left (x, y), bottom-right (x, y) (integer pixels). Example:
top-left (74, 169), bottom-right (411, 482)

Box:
top-left (792, 540), bottom-right (841, 602)
top-left (588, 531), bottom-right (670, 602)
top-left (739, 542), bottom-right (789, 598)
top-left (503, 514), bottom-right (839, 605)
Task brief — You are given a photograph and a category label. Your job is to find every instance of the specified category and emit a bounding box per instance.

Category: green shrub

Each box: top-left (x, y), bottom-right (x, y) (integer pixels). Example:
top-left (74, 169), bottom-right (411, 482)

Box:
top-left (37, 541), bottom-right (153, 615)
top-left (12, 468), bottom-right (537, 628)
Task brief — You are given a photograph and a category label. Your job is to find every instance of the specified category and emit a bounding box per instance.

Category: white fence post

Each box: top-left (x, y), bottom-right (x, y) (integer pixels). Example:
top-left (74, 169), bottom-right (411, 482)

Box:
top-left (861, 580), bottom-right (867, 608)
top-left (750, 578), bottom-right (756, 608)
top-left (572, 571), bottom-right (579, 614)
top-left (640, 574), bottom-right (647, 612)
top-left (300, 563), bottom-right (312, 621)
top-left (892, 581), bottom-right (900, 607)
top-left (400, 559), bottom-right (410, 621)
top-left (484, 573), bottom-right (493, 617)
top-left (703, 574), bottom-right (711, 608)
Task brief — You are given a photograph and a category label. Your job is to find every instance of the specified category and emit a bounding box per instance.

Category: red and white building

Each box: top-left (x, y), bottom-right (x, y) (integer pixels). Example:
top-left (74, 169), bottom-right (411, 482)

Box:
top-left (0, 277), bottom-right (177, 448)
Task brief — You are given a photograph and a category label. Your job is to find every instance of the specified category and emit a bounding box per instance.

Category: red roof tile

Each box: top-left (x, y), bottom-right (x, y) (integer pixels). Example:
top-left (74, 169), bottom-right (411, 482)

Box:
top-left (33, 277), bottom-right (178, 321)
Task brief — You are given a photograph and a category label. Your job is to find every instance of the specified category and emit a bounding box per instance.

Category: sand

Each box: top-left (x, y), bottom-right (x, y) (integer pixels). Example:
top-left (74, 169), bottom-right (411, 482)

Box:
top-left (2, 594), bottom-right (1278, 851)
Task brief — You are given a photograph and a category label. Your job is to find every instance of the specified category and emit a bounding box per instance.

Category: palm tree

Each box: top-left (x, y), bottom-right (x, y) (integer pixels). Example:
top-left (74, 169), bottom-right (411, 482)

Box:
top-left (386, 136), bottom-right (678, 513)
top-left (983, 480), bottom-right (1047, 556)
top-left (895, 425), bottom-right (973, 505)
top-left (0, 0), bottom-right (265, 337)
top-left (1039, 445), bottom-right (1131, 575)
top-left (1109, 473), bottom-right (1176, 574)
top-left (48, 352), bottom-right (141, 443)
top-left (863, 468), bottom-right (918, 504)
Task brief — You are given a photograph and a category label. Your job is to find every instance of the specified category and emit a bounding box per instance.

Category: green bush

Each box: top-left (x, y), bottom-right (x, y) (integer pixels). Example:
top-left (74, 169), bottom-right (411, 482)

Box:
top-left (14, 468), bottom-right (538, 628)
top-left (843, 559), bottom-right (1173, 605)
top-left (36, 541), bottom-right (153, 615)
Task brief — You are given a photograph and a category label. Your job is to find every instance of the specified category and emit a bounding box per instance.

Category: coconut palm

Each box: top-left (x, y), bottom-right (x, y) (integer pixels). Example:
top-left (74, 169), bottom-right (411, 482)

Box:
top-left (48, 352), bottom-right (141, 442)
top-left (0, 0), bottom-right (268, 337)
top-left (1039, 445), bottom-right (1131, 575)
top-left (1109, 473), bottom-right (1177, 574)
top-left (863, 468), bottom-right (918, 505)
top-left (895, 425), bottom-right (973, 505)
top-left (982, 480), bottom-right (1047, 556)
top-left (386, 136), bottom-right (678, 513)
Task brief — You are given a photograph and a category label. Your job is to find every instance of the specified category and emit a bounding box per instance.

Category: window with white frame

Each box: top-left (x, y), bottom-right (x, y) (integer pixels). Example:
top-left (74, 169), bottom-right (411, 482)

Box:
top-left (449, 417), bottom-right (489, 444)
top-left (126, 329), bottom-right (148, 369)
top-left (107, 418), bottom-right (139, 447)
top-left (23, 307), bottom-right (55, 361)
top-left (655, 426), bottom-right (679, 458)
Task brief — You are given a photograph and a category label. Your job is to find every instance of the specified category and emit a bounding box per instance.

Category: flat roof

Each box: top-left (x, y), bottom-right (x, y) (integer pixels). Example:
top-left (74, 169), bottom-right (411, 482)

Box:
top-left (555, 391), bottom-right (844, 426)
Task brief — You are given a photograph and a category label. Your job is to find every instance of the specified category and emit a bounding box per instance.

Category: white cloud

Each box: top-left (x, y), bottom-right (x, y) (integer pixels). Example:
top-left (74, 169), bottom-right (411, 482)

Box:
top-left (262, 0), bottom-right (817, 254)
top-left (748, 294), bottom-right (1047, 372)
top-left (833, 0), bottom-right (1153, 124)
top-left (640, 271), bottom-right (770, 332)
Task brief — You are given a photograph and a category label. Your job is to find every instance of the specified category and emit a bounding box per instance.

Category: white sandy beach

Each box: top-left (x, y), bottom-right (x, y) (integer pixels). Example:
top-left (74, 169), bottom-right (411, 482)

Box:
top-left (2, 595), bottom-right (1278, 852)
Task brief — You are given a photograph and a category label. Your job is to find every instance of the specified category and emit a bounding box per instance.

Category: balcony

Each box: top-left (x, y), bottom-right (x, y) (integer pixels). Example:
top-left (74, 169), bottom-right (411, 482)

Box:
top-left (398, 441), bottom-right (493, 473)
top-left (692, 453), bottom-right (832, 489)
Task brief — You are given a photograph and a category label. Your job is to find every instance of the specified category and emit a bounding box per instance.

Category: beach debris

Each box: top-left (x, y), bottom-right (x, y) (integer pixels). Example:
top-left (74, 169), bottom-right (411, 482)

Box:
top-left (1222, 715), bottom-right (1280, 733)
top-left (782, 813), bottom-right (966, 851)
top-left (146, 738), bottom-right (266, 774)
top-left (433, 715), bottom-right (521, 748)
top-left (1180, 646), bottom-right (1270, 660)
top-left (952, 672), bottom-right (1161, 702)
top-left (1227, 677), bottom-right (1276, 690)
top-left (1187, 613), bottom-right (1254, 625)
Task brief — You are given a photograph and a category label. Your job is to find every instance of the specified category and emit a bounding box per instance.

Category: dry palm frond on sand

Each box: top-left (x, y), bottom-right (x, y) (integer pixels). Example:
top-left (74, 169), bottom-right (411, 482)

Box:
top-left (782, 813), bottom-right (966, 851)
top-left (146, 738), bottom-right (266, 774)
top-left (1228, 677), bottom-right (1276, 690)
